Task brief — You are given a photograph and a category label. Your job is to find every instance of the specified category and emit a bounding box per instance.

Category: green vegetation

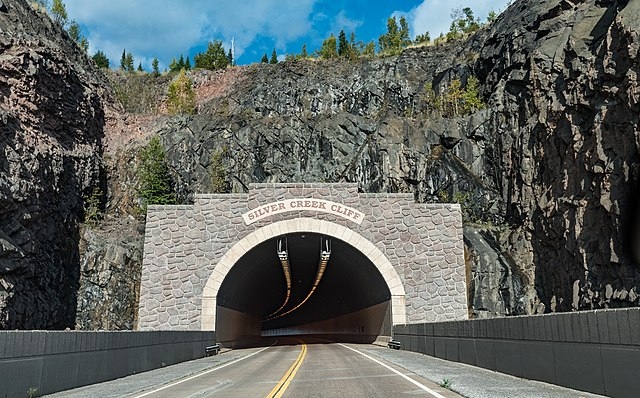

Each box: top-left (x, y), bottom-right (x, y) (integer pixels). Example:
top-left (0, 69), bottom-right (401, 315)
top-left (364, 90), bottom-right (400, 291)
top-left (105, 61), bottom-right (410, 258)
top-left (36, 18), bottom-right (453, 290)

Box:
top-left (270, 49), bottom-right (278, 64)
top-left (446, 7), bottom-right (481, 41)
top-left (208, 148), bottom-right (230, 193)
top-left (92, 50), bottom-right (109, 69)
top-left (194, 40), bottom-right (229, 71)
top-left (120, 49), bottom-right (135, 72)
top-left (83, 186), bottom-right (104, 227)
top-left (378, 16), bottom-right (411, 55)
top-left (137, 136), bottom-right (176, 209)
top-left (166, 70), bottom-right (196, 115)
top-left (426, 76), bottom-right (485, 118)
top-left (440, 378), bottom-right (452, 389)
top-left (27, 387), bottom-right (39, 398)
top-left (169, 54), bottom-right (192, 72)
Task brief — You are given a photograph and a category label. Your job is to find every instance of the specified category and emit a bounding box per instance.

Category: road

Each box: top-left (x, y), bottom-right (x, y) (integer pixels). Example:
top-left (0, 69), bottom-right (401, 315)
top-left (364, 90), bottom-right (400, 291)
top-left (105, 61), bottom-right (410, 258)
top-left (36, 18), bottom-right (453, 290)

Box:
top-left (130, 338), bottom-right (458, 398)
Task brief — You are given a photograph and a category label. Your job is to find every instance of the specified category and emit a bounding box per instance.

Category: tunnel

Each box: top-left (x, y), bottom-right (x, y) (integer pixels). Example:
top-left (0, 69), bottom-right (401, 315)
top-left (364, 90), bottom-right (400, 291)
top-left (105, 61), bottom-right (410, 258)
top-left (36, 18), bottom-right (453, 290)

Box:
top-left (215, 232), bottom-right (392, 347)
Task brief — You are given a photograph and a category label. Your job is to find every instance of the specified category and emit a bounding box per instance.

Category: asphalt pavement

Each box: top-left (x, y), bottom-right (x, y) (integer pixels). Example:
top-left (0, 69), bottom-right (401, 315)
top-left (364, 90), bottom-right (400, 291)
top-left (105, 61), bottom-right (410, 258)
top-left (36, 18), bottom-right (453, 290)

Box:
top-left (44, 342), bottom-right (605, 398)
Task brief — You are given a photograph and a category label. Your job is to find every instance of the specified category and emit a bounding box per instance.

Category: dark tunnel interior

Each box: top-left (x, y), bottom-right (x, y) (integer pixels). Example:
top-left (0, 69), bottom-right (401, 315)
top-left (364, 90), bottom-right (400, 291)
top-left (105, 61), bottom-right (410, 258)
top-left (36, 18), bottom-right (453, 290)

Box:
top-left (216, 233), bottom-right (392, 345)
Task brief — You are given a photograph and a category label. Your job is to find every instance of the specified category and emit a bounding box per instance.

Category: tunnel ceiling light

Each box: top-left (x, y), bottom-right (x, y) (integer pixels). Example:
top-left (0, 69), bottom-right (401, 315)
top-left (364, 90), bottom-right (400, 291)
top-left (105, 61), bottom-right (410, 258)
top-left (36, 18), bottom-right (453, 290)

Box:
top-left (265, 236), bottom-right (331, 321)
top-left (264, 236), bottom-right (292, 319)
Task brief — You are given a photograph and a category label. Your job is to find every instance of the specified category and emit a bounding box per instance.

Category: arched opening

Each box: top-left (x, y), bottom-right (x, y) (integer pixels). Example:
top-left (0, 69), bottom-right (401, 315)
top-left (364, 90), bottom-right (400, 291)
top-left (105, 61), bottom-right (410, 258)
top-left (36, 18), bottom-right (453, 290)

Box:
top-left (201, 218), bottom-right (406, 347)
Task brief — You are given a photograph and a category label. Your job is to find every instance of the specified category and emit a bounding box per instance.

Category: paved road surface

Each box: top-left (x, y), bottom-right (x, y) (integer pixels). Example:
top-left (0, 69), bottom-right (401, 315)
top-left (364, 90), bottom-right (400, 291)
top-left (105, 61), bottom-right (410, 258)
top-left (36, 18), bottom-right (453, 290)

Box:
top-left (46, 339), bottom-right (604, 398)
top-left (129, 338), bottom-right (457, 398)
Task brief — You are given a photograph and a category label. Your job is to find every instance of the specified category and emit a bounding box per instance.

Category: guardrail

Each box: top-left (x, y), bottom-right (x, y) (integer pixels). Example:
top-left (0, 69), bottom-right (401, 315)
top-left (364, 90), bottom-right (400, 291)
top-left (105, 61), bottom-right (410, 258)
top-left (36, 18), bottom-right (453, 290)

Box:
top-left (392, 308), bottom-right (640, 398)
top-left (0, 330), bottom-right (216, 397)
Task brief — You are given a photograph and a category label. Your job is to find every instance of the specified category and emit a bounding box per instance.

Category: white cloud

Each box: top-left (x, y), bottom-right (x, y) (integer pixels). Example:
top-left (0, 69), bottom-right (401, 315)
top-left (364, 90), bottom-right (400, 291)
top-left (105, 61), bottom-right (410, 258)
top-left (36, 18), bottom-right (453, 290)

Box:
top-left (403, 0), bottom-right (513, 38)
top-left (330, 10), bottom-right (362, 35)
top-left (64, 0), bottom-right (317, 67)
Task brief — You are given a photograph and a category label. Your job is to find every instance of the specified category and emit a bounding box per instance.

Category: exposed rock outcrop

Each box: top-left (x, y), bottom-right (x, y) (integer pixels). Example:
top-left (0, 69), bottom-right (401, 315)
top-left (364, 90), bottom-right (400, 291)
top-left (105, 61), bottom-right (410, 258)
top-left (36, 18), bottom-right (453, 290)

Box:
top-left (1, 0), bottom-right (639, 329)
top-left (0, 0), bottom-right (108, 328)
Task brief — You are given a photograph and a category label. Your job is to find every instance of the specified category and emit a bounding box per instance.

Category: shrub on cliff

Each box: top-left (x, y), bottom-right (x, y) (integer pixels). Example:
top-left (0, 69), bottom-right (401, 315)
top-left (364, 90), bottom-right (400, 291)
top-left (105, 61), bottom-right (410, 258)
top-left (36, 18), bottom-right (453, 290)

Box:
top-left (166, 70), bottom-right (196, 115)
top-left (137, 136), bottom-right (176, 209)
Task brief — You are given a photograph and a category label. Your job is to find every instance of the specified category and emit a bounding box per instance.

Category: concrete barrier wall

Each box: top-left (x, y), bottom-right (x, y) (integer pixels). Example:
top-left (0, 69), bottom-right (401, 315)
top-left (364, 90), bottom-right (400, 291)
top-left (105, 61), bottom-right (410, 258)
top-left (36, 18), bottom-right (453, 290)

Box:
top-left (393, 308), bottom-right (640, 398)
top-left (0, 330), bottom-right (216, 397)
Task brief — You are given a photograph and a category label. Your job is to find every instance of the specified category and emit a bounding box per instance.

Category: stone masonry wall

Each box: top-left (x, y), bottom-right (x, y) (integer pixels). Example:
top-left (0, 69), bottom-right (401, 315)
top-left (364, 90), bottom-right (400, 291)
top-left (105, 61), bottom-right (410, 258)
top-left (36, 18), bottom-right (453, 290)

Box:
top-left (138, 183), bottom-right (467, 330)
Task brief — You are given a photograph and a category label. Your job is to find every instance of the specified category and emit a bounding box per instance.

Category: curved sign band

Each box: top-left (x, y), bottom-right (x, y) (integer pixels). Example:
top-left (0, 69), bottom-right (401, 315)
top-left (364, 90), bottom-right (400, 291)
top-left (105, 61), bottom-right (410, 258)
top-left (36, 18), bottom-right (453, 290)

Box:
top-left (242, 198), bottom-right (364, 225)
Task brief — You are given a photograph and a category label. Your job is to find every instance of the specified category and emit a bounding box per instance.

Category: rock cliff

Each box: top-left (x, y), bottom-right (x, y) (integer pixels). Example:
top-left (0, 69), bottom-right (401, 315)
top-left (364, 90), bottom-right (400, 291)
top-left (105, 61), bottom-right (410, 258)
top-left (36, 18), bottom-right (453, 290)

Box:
top-left (1, 0), bottom-right (639, 329)
top-left (0, 0), bottom-right (109, 328)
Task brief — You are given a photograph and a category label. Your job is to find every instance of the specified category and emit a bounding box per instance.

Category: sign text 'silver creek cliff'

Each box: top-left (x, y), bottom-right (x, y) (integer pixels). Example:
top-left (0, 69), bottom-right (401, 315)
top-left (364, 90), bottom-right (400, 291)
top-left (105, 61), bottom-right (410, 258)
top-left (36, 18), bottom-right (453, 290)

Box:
top-left (242, 199), bottom-right (365, 225)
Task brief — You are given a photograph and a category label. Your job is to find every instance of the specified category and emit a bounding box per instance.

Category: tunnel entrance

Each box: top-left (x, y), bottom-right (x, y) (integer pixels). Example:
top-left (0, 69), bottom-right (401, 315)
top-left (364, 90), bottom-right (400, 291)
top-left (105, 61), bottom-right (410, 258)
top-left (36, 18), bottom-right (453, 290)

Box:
top-left (215, 232), bottom-right (391, 346)
top-left (137, 184), bottom-right (468, 337)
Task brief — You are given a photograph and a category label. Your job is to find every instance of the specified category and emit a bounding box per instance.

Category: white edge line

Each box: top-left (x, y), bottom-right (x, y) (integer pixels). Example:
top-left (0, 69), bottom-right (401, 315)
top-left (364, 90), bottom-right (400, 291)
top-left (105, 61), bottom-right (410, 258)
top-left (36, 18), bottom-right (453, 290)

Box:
top-left (131, 345), bottom-right (272, 398)
top-left (338, 343), bottom-right (448, 398)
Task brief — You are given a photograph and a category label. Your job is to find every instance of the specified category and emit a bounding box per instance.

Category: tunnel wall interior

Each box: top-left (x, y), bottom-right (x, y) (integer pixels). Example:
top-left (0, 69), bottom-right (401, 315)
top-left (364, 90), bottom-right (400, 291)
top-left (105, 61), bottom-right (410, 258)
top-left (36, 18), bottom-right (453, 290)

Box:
top-left (261, 301), bottom-right (390, 343)
top-left (216, 306), bottom-right (261, 348)
top-left (393, 308), bottom-right (640, 398)
top-left (0, 330), bottom-right (215, 397)
top-left (138, 183), bottom-right (467, 343)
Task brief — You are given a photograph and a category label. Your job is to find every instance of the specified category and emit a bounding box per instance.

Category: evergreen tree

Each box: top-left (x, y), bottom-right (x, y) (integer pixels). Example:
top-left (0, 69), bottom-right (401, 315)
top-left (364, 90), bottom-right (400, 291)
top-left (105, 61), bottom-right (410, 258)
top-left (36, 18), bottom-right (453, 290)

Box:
top-left (152, 57), bottom-right (160, 76)
top-left (414, 32), bottom-right (431, 45)
top-left (137, 136), bottom-right (176, 208)
top-left (125, 52), bottom-right (134, 72)
top-left (270, 49), bottom-right (278, 64)
top-left (51, 0), bottom-right (67, 26)
top-left (185, 56), bottom-right (191, 70)
top-left (177, 54), bottom-right (185, 70)
top-left (261, 53), bottom-right (269, 63)
top-left (194, 40), bottom-right (229, 70)
top-left (137, 62), bottom-right (143, 72)
top-left (338, 30), bottom-right (348, 57)
top-left (168, 58), bottom-right (179, 72)
top-left (227, 48), bottom-right (233, 66)
top-left (120, 49), bottom-right (127, 70)
top-left (319, 34), bottom-right (337, 59)
top-left (92, 50), bottom-right (109, 69)
top-left (300, 44), bottom-right (308, 58)
top-left (363, 41), bottom-right (376, 57)
top-left (399, 16), bottom-right (411, 47)
top-left (348, 32), bottom-right (360, 59)
top-left (378, 17), bottom-right (403, 54)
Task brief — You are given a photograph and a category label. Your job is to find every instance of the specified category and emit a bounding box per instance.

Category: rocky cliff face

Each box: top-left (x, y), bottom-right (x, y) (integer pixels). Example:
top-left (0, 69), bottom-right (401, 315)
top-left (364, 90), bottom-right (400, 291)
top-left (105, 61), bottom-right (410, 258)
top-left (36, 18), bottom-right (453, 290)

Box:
top-left (1, 0), bottom-right (639, 329)
top-left (0, 0), bottom-right (109, 328)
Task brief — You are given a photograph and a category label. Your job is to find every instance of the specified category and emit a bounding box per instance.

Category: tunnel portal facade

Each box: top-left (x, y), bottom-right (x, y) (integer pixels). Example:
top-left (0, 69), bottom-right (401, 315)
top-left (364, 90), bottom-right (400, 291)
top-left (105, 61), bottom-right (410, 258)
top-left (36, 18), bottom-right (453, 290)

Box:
top-left (138, 183), bottom-right (468, 341)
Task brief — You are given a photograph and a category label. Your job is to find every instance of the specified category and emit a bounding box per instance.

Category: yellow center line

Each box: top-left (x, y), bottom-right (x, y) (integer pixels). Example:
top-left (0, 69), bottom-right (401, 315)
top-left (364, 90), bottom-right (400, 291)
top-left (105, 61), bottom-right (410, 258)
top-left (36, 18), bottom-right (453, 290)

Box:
top-left (266, 341), bottom-right (307, 398)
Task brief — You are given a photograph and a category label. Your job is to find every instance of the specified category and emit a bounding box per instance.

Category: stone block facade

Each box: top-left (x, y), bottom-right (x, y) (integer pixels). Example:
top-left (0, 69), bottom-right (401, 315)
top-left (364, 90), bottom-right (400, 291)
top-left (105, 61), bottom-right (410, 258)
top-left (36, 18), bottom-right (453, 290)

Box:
top-left (138, 183), bottom-right (467, 330)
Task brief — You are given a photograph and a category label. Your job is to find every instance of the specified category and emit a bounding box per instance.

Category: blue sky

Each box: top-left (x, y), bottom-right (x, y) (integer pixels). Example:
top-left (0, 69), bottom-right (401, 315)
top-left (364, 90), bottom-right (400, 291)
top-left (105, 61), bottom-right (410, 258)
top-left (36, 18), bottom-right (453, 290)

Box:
top-left (63, 0), bottom-right (513, 70)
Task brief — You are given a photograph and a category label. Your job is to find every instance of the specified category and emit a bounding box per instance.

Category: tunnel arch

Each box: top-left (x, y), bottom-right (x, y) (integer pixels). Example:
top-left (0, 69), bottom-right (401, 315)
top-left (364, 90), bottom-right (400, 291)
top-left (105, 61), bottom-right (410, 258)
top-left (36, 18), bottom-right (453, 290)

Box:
top-left (200, 218), bottom-right (406, 331)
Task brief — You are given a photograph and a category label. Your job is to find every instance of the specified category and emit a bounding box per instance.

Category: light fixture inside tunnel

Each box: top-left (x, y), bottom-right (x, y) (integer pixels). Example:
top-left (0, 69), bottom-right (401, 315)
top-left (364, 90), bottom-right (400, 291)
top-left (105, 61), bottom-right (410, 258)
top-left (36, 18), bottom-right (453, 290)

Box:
top-left (265, 237), bottom-right (292, 319)
top-left (264, 236), bottom-right (332, 321)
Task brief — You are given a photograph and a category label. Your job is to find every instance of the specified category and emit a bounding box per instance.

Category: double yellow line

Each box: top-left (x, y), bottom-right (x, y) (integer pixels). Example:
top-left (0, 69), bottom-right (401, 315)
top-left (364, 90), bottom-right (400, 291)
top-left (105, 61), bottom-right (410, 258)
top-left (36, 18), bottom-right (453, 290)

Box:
top-left (266, 342), bottom-right (307, 398)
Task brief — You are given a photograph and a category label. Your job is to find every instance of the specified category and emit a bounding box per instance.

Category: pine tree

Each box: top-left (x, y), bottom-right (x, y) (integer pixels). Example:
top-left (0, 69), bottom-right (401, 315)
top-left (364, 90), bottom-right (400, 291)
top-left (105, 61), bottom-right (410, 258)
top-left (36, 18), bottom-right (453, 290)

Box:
top-left (194, 40), bottom-right (229, 70)
top-left (270, 49), bottom-right (278, 64)
top-left (399, 16), bottom-right (411, 47)
top-left (125, 52), bottom-right (134, 72)
top-left (227, 48), bottom-right (233, 66)
top-left (137, 62), bottom-right (143, 72)
top-left (338, 30), bottom-right (348, 57)
top-left (185, 56), bottom-right (191, 70)
top-left (51, 0), bottom-right (67, 27)
top-left (120, 49), bottom-right (127, 70)
top-left (92, 50), bottom-right (109, 69)
top-left (261, 53), bottom-right (268, 63)
top-left (137, 136), bottom-right (176, 208)
top-left (378, 17), bottom-right (402, 54)
top-left (152, 57), bottom-right (160, 76)
top-left (300, 44), bottom-right (307, 58)
top-left (319, 34), bottom-right (337, 59)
